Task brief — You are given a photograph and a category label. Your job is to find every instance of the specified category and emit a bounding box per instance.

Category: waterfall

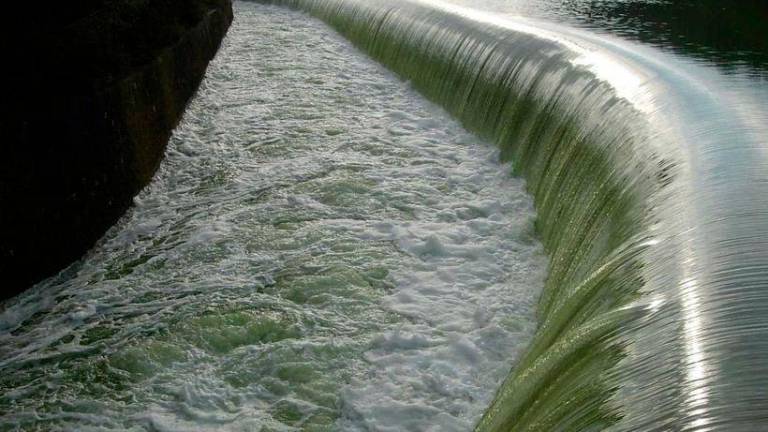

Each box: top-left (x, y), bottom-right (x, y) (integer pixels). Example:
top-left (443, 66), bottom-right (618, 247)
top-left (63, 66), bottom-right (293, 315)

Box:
top-left (252, 0), bottom-right (768, 430)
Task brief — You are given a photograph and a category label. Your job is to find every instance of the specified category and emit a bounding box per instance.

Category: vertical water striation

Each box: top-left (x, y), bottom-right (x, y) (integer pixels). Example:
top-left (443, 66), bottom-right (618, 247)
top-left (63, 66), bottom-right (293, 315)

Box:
top-left (254, 0), bottom-right (768, 430)
top-left (0, 4), bottom-right (547, 430)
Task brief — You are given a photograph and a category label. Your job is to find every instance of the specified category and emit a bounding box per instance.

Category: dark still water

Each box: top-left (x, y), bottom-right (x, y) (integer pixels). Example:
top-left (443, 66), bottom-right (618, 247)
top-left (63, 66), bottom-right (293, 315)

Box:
top-left (445, 0), bottom-right (768, 77)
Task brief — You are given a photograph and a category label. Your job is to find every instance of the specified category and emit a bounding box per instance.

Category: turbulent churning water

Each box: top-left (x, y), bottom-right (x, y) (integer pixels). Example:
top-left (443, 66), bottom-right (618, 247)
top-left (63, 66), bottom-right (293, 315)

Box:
top-left (0, 3), bottom-right (547, 430)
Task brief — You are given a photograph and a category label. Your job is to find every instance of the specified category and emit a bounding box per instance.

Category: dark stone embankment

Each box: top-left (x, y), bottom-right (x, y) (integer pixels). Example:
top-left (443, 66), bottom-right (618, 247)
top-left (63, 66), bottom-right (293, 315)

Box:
top-left (0, 0), bottom-right (233, 299)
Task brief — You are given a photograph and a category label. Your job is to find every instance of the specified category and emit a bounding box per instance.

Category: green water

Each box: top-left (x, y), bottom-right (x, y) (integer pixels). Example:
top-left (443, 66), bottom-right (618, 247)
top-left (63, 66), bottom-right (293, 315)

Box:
top-left (254, 0), bottom-right (768, 431)
top-left (4, 0), bottom-right (768, 430)
top-left (0, 3), bottom-right (547, 431)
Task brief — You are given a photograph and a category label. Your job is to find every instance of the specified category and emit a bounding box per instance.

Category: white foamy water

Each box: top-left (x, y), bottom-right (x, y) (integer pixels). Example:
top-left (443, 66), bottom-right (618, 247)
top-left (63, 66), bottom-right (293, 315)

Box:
top-left (0, 3), bottom-right (546, 430)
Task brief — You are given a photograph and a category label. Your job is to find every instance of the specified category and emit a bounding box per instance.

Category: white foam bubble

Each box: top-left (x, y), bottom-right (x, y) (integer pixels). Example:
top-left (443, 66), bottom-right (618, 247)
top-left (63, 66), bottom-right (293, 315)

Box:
top-left (0, 3), bottom-right (546, 430)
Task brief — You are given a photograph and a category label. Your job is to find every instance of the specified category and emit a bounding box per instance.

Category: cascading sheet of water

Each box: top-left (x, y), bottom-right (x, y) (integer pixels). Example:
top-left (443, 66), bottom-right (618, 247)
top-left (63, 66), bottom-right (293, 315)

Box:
top-left (253, 0), bottom-right (768, 430)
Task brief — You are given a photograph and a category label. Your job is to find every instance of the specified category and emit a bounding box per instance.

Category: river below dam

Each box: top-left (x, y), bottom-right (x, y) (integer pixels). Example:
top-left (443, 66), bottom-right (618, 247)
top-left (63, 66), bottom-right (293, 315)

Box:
top-left (0, 3), bottom-right (547, 430)
top-left (4, 0), bottom-right (768, 430)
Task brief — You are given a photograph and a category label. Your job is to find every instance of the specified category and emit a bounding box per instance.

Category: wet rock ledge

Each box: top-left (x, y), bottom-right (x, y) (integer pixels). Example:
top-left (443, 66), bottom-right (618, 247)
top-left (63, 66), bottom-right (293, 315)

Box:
top-left (0, 0), bottom-right (234, 299)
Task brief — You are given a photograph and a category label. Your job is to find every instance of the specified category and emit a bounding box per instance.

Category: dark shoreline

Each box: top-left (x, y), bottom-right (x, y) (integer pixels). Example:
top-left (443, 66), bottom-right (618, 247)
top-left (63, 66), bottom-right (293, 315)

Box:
top-left (0, 0), bottom-right (233, 299)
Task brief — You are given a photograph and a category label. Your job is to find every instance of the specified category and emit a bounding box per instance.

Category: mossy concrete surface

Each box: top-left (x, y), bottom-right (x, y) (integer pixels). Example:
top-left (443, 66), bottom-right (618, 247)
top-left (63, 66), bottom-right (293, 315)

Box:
top-left (0, 0), bottom-right (233, 299)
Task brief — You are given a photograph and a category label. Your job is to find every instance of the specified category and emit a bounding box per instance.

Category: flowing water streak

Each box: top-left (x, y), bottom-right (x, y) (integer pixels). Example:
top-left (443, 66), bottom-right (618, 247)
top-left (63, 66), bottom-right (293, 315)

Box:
top-left (0, 4), bottom-right (548, 430)
top-left (254, 0), bottom-right (768, 430)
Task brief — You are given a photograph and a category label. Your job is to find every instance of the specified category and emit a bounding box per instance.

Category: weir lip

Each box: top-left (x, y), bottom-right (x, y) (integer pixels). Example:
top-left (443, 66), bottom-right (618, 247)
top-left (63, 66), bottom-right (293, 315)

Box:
top-left (253, 0), bottom-right (768, 430)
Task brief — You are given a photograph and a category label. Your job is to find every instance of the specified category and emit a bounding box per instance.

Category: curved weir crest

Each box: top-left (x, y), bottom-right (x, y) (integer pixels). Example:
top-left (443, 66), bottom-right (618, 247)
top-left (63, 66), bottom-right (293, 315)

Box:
top-left (255, 0), bottom-right (768, 430)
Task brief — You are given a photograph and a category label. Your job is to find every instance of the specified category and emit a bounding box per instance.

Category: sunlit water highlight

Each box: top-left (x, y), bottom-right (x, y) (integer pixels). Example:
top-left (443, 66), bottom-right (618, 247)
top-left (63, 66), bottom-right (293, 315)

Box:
top-left (0, 3), bottom-right (546, 431)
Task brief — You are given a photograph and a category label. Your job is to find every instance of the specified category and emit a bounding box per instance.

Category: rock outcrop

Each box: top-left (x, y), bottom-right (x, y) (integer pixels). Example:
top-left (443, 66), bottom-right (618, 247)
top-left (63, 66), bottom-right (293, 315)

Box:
top-left (0, 0), bottom-right (233, 299)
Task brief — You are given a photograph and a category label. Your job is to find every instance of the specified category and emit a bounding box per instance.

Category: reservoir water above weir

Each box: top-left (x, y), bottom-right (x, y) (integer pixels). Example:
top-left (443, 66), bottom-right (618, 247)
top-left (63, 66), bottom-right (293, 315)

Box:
top-left (2, 1), bottom-right (767, 431)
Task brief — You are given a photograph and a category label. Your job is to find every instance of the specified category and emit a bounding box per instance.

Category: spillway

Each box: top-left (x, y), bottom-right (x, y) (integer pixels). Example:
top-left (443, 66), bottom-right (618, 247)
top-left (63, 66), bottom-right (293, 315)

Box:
top-left (252, 0), bottom-right (768, 430)
top-left (2, 0), bottom-right (767, 430)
